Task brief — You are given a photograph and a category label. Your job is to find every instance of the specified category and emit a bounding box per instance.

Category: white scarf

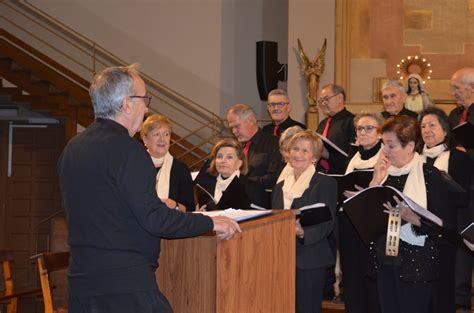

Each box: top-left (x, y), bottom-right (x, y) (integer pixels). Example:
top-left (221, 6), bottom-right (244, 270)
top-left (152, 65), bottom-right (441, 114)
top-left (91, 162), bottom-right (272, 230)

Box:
top-left (282, 165), bottom-right (316, 210)
top-left (150, 151), bottom-right (174, 199)
top-left (277, 164), bottom-right (292, 184)
top-left (382, 152), bottom-right (427, 246)
top-left (214, 170), bottom-right (240, 203)
top-left (421, 144), bottom-right (450, 173)
top-left (345, 144), bottom-right (382, 174)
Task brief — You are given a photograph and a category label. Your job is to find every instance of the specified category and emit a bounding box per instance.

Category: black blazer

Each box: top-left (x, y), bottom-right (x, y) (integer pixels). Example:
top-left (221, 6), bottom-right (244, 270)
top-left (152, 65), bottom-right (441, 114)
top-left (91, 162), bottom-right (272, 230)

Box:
top-left (196, 175), bottom-right (266, 210)
top-left (157, 158), bottom-right (195, 212)
top-left (272, 172), bottom-right (338, 269)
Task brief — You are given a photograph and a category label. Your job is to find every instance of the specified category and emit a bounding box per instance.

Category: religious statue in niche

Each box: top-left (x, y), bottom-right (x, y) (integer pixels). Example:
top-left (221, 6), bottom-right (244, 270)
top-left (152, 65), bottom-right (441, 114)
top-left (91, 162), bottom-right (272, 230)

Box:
top-left (297, 38), bottom-right (327, 129)
top-left (396, 56), bottom-right (434, 112)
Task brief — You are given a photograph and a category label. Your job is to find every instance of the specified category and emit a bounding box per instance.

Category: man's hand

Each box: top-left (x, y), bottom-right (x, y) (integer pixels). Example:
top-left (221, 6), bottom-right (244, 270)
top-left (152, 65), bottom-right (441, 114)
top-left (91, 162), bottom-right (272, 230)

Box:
top-left (161, 198), bottom-right (177, 209)
top-left (211, 216), bottom-right (241, 240)
top-left (295, 219), bottom-right (304, 239)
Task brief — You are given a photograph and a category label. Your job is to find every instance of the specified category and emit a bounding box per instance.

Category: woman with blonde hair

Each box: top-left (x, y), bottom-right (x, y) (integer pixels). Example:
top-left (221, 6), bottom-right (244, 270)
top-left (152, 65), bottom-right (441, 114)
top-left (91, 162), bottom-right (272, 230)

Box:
top-left (141, 114), bottom-right (194, 211)
top-left (272, 130), bottom-right (338, 313)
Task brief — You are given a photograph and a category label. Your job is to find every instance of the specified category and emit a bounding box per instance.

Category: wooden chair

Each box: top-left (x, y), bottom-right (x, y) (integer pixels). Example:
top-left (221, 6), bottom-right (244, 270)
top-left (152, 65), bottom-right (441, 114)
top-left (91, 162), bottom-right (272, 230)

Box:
top-left (0, 250), bottom-right (42, 313)
top-left (31, 251), bottom-right (69, 313)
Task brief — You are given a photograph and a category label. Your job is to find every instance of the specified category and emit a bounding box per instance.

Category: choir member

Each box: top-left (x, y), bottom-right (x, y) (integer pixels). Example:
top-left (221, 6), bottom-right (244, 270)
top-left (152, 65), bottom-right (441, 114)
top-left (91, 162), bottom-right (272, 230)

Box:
top-left (369, 115), bottom-right (458, 313)
top-left (340, 112), bottom-right (384, 313)
top-left (276, 125), bottom-right (304, 183)
top-left (141, 114), bottom-right (194, 211)
top-left (419, 107), bottom-right (474, 313)
top-left (272, 130), bottom-right (338, 313)
top-left (196, 138), bottom-right (266, 210)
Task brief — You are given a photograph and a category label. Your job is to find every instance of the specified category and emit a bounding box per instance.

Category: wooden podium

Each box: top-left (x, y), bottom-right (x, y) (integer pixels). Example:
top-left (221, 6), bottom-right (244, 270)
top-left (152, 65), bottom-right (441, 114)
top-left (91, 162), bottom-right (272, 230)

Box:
top-left (156, 210), bottom-right (295, 313)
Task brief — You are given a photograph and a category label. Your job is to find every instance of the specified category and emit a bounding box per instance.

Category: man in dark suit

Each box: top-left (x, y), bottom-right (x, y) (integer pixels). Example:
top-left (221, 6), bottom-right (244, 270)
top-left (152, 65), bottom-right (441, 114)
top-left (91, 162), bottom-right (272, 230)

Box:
top-left (380, 80), bottom-right (418, 119)
top-left (449, 67), bottom-right (474, 160)
top-left (315, 84), bottom-right (355, 302)
top-left (316, 84), bottom-right (356, 175)
top-left (449, 67), bottom-right (474, 313)
top-left (58, 64), bottom-right (240, 313)
top-left (261, 89), bottom-right (306, 139)
top-left (227, 103), bottom-right (281, 192)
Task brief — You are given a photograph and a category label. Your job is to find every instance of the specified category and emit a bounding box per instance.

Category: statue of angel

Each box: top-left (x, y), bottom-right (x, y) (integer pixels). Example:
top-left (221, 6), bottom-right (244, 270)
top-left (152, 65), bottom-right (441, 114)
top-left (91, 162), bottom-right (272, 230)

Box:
top-left (297, 38), bottom-right (327, 105)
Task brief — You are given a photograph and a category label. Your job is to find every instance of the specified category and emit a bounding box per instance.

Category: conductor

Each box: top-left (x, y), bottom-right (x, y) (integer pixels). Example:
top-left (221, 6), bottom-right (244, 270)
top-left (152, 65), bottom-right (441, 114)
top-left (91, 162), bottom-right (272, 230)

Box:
top-left (57, 64), bottom-right (240, 313)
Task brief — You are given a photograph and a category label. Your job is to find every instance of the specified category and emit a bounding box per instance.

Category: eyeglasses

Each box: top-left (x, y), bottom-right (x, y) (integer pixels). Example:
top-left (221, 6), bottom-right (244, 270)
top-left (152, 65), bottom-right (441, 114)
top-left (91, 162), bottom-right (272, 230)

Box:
top-left (356, 125), bottom-right (377, 133)
top-left (317, 93), bottom-right (339, 105)
top-left (268, 102), bottom-right (289, 108)
top-left (129, 94), bottom-right (152, 108)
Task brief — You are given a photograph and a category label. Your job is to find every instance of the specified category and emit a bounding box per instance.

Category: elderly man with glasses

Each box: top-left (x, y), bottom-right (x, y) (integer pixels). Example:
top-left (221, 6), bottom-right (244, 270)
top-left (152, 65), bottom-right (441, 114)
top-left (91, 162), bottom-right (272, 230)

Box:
top-left (261, 89), bottom-right (306, 138)
top-left (316, 84), bottom-right (356, 175)
top-left (315, 84), bottom-right (356, 303)
top-left (58, 64), bottom-right (240, 313)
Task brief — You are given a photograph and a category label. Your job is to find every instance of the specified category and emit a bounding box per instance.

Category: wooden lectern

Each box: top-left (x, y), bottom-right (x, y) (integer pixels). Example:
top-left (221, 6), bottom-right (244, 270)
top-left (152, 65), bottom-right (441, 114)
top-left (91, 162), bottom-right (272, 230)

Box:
top-left (156, 210), bottom-right (295, 313)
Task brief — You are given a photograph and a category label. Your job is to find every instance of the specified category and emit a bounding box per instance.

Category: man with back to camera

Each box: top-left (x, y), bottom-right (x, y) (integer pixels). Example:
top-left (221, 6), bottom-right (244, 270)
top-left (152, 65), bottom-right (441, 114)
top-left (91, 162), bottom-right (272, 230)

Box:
top-left (261, 88), bottom-right (306, 138)
top-left (58, 64), bottom-right (240, 313)
top-left (380, 80), bottom-right (418, 120)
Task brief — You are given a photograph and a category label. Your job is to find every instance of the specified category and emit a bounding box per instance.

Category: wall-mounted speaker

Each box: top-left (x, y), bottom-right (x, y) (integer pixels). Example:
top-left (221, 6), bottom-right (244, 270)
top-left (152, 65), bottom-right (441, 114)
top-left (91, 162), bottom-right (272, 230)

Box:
top-left (256, 41), bottom-right (287, 100)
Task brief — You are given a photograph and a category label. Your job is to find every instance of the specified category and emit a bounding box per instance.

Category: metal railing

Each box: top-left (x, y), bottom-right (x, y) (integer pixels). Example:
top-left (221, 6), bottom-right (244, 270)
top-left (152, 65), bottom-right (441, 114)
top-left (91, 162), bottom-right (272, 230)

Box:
top-left (1, 1), bottom-right (227, 168)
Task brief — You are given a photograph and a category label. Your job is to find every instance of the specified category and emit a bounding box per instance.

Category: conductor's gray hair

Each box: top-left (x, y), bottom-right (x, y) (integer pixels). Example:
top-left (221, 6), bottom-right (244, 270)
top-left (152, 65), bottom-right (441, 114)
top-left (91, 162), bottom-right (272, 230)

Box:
top-left (89, 64), bottom-right (140, 119)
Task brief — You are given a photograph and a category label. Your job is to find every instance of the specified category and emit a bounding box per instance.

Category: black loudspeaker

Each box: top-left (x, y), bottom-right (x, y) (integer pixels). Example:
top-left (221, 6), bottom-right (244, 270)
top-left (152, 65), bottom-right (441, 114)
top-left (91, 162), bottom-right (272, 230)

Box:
top-left (256, 41), bottom-right (287, 100)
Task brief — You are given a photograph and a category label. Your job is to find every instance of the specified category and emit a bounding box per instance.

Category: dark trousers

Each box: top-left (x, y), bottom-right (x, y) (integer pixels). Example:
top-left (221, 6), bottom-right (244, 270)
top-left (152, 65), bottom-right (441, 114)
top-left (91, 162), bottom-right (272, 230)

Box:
top-left (323, 221), bottom-right (338, 298)
top-left (69, 290), bottom-right (173, 313)
top-left (376, 263), bottom-right (435, 313)
top-left (296, 267), bottom-right (327, 313)
top-left (455, 246), bottom-right (473, 308)
top-left (432, 242), bottom-right (456, 313)
top-left (339, 213), bottom-right (381, 313)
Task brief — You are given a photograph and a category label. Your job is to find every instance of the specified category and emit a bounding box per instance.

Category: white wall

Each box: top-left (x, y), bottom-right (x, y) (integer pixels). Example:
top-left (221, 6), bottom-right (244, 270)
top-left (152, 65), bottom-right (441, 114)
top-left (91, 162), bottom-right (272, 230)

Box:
top-left (288, 0), bottom-right (336, 124)
top-left (6, 0), bottom-right (335, 123)
top-left (27, 0), bottom-right (267, 117)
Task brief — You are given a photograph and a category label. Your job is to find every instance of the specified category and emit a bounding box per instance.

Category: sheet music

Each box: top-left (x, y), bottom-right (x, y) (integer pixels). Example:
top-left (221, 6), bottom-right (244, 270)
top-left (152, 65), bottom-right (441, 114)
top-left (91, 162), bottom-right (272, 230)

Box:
top-left (194, 209), bottom-right (272, 222)
top-left (250, 203), bottom-right (269, 210)
top-left (297, 202), bottom-right (326, 212)
top-left (344, 185), bottom-right (443, 226)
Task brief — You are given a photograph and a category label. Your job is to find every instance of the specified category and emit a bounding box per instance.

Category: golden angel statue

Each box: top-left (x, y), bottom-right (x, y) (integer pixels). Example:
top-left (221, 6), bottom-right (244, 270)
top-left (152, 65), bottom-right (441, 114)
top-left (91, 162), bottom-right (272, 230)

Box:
top-left (297, 38), bottom-right (327, 106)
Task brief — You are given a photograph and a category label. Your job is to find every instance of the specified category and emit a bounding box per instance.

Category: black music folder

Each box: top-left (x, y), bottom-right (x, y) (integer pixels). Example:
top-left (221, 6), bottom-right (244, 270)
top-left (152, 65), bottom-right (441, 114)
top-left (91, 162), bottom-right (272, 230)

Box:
top-left (342, 185), bottom-right (443, 244)
top-left (293, 203), bottom-right (332, 227)
top-left (322, 170), bottom-right (373, 204)
top-left (453, 122), bottom-right (474, 149)
top-left (461, 223), bottom-right (474, 243)
top-left (195, 183), bottom-right (218, 211)
top-left (314, 132), bottom-right (349, 157)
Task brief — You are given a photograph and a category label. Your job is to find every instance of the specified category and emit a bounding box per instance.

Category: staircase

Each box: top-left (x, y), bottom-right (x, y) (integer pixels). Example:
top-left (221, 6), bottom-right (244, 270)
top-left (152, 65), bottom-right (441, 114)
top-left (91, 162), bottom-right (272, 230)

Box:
top-left (0, 29), bottom-right (212, 168)
top-left (0, 29), bottom-right (93, 141)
